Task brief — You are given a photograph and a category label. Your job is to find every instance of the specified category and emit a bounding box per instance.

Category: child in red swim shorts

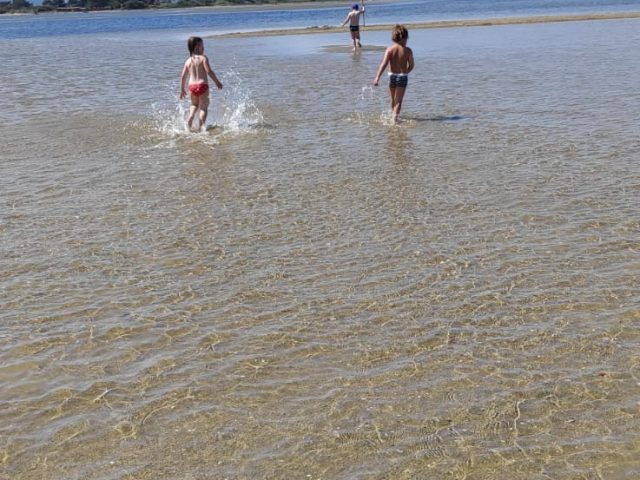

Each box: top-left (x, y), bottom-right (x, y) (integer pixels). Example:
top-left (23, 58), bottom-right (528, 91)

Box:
top-left (179, 36), bottom-right (223, 131)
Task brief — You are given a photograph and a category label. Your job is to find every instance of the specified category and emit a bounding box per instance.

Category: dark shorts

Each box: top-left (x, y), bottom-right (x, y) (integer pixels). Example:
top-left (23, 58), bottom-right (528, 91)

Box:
top-left (389, 73), bottom-right (408, 89)
top-left (350, 25), bottom-right (360, 32)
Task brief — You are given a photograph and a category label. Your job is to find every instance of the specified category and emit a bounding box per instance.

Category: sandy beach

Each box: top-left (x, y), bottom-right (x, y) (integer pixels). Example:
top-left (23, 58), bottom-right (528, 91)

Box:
top-left (212, 10), bottom-right (640, 38)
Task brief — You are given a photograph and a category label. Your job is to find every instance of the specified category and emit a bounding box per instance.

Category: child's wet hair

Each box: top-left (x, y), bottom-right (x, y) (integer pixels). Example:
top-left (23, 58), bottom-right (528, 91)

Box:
top-left (392, 25), bottom-right (409, 43)
top-left (187, 36), bottom-right (203, 55)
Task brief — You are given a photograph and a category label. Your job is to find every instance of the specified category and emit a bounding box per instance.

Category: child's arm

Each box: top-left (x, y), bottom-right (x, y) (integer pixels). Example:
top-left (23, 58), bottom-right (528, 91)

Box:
top-left (340, 12), bottom-right (351, 27)
top-left (373, 49), bottom-right (390, 86)
top-left (179, 60), bottom-right (189, 99)
top-left (204, 56), bottom-right (223, 89)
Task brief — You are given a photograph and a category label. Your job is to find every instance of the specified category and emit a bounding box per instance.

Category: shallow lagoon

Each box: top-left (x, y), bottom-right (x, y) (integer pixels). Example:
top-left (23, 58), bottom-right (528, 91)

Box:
top-left (1, 13), bottom-right (640, 479)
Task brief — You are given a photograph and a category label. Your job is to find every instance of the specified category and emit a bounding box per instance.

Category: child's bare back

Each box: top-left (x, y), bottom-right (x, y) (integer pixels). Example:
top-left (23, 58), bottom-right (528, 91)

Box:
top-left (185, 55), bottom-right (210, 85)
top-left (385, 42), bottom-right (413, 75)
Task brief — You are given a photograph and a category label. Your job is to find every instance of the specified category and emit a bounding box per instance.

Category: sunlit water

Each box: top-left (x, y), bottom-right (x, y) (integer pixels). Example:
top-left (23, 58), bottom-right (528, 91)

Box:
top-left (1, 13), bottom-right (640, 480)
top-left (4, 0), bottom-right (640, 39)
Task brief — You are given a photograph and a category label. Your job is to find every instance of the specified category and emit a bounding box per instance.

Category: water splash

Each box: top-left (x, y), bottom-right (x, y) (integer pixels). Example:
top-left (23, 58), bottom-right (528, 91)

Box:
top-left (218, 68), bottom-right (264, 133)
top-left (147, 89), bottom-right (198, 140)
top-left (149, 67), bottom-right (264, 142)
top-left (348, 85), bottom-right (402, 126)
top-left (379, 110), bottom-right (397, 127)
top-left (359, 85), bottom-right (375, 102)
top-left (158, 101), bottom-right (192, 136)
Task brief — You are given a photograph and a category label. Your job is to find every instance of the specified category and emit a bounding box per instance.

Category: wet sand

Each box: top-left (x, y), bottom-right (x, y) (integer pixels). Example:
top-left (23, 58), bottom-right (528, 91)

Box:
top-left (211, 11), bottom-right (640, 38)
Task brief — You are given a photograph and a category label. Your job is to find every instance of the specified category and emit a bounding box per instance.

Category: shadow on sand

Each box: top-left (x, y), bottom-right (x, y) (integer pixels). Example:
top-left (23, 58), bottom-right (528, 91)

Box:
top-left (403, 115), bottom-right (469, 122)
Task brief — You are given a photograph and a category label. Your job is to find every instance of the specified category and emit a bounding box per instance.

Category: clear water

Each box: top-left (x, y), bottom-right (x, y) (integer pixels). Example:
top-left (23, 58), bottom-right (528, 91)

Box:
top-left (1, 4), bottom-right (640, 479)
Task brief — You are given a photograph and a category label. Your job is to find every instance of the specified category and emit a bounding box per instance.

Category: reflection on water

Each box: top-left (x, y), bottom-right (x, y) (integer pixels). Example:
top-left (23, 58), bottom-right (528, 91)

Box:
top-left (1, 19), bottom-right (640, 480)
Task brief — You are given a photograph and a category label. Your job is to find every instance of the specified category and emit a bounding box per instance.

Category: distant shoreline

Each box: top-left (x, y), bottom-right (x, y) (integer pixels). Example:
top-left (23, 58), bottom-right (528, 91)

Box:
top-left (1, 0), bottom-right (375, 15)
top-left (209, 11), bottom-right (640, 39)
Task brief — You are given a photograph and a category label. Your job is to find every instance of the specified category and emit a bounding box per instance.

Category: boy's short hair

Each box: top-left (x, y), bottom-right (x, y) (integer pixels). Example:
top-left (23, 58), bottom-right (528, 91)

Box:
top-left (392, 25), bottom-right (409, 43)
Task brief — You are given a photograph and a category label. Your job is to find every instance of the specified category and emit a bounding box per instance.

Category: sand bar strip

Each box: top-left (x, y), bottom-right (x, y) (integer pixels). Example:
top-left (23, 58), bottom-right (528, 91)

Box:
top-left (210, 11), bottom-right (640, 39)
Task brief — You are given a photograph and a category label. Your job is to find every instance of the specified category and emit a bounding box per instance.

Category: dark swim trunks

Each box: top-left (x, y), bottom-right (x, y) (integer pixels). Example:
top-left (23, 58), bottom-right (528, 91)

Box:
top-left (350, 25), bottom-right (360, 32)
top-left (189, 83), bottom-right (209, 96)
top-left (388, 73), bottom-right (408, 88)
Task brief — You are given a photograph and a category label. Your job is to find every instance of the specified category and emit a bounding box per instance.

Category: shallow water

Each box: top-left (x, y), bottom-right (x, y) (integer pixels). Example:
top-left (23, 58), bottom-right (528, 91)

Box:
top-left (1, 16), bottom-right (640, 480)
top-left (4, 0), bottom-right (640, 40)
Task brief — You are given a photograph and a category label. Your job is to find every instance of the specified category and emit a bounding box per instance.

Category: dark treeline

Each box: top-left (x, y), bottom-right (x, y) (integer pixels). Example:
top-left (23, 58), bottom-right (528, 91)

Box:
top-left (1, 0), bottom-right (326, 14)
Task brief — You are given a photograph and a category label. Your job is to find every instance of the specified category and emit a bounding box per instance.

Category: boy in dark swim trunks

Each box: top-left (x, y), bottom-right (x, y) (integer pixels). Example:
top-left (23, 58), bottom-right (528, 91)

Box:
top-left (179, 36), bottom-right (223, 131)
top-left (341, 3), bottom-right (365, 50)
top-left (373, 25), bottom-right (414, 124)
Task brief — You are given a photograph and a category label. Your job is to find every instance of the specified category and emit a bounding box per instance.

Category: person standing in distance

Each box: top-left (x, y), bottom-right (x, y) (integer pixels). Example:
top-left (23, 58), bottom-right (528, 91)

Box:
top-left (341, 3), bottom-right (366, 50)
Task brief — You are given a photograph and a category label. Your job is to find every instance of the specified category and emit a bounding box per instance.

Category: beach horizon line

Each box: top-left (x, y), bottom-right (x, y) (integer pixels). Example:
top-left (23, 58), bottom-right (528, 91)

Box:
top-left (209, 11), bottom-right (640, 39)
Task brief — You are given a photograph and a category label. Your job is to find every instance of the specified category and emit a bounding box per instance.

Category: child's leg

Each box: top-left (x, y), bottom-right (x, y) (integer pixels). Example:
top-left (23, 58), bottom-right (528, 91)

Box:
top-left (350, 30), bottom-right (357, 49)
top-left (392, 87), bottom-right (406, 122)
top-left (389, 86), bottom-right (397, 116)
top-left (197, 95), bottom-right (210, 130)
top-left (187, 95), bottom-right (199, 129)
top-left (356, 31), bottom-right (362, 47)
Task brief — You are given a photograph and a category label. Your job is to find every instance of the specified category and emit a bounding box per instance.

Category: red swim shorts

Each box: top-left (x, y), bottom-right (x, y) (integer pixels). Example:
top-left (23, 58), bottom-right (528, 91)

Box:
top-left (189, 83), bottom-right (209, 96)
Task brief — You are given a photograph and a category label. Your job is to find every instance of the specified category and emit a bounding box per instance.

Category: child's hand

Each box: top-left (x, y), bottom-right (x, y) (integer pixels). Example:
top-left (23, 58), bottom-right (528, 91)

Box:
top-left (216, 81), bottom-right (223, 90)
top-left (373, 79), bottom-right (379, 87)
top-left (179, 89), bottom-right (185, 100)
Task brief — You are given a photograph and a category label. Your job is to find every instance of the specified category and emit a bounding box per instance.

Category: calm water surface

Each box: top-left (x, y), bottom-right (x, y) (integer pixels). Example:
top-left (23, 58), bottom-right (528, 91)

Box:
top-left (1, 10), bottom-right (640, 480)
top-left (3, 0), bottom-right (640, 39)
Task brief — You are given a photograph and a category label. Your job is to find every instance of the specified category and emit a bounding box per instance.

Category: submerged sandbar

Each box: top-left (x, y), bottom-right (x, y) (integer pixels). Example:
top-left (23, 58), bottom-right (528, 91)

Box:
top-left (211, 11), bottom-right (640, 38)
